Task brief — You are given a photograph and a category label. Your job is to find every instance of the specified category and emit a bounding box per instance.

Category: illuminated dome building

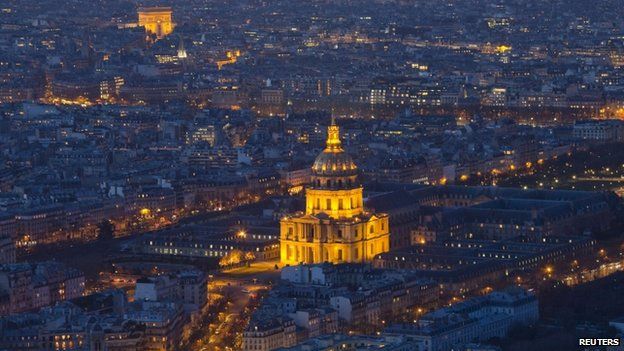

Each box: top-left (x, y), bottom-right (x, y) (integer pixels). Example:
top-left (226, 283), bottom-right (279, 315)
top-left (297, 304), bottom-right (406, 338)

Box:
top-left (280, 120), bottom-right (390, 265)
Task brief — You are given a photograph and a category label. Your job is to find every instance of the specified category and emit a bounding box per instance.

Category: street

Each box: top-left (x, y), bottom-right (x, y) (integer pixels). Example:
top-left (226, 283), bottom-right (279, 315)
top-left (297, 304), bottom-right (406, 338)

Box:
top-left (190, 261), bottom-right (280, 351)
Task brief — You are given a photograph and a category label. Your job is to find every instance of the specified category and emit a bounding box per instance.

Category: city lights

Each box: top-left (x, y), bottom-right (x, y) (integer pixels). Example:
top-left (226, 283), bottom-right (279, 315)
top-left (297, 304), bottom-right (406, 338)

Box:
top-left (1, 1), bottom-right (624, 350)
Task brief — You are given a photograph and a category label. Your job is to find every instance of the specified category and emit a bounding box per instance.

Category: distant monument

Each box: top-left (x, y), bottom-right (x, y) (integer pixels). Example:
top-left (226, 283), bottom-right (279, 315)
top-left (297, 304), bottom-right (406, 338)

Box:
top-left (137, 7), bottom-right (174, 39)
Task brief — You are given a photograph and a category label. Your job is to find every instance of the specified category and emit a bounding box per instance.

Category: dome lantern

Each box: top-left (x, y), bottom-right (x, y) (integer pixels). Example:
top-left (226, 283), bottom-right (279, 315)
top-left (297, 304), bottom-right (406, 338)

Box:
top-left (311, 121), bottom-right (358, 182)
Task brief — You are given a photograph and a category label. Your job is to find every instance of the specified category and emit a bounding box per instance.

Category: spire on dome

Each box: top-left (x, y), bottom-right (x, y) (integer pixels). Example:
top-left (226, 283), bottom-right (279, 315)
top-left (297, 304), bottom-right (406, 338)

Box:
top-left (311, 115), bottom-right (357, 179)
top-left (325, 117), bottom-right (342, 152)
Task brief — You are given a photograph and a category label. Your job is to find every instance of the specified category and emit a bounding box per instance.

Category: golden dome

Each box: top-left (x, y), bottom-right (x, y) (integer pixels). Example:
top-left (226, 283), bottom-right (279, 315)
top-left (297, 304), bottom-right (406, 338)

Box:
top-left (311, 121), bottom-right (358, 177)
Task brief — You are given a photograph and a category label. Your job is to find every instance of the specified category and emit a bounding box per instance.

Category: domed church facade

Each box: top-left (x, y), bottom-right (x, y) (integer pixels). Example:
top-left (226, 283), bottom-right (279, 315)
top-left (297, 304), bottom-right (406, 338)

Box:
top-left (280, 120), bottom-right (390, 265)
